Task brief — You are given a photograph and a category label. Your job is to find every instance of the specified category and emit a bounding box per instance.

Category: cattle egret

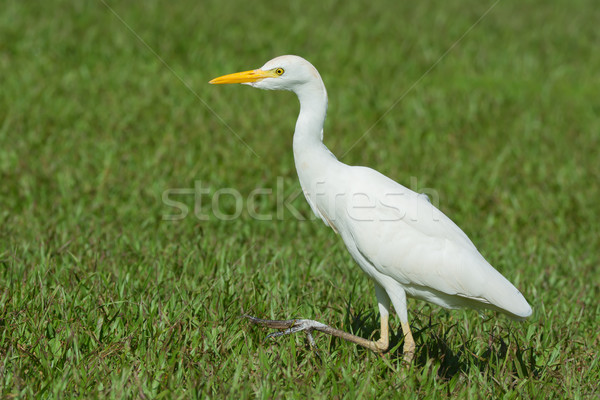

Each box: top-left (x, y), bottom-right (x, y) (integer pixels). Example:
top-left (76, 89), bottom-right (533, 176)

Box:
top-left (209, 55), bottom-right (532, 362)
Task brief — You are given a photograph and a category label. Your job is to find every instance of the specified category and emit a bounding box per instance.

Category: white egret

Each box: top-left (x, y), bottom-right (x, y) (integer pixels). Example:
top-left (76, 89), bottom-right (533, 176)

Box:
top-left (210, 55), bottom-right (532, 362)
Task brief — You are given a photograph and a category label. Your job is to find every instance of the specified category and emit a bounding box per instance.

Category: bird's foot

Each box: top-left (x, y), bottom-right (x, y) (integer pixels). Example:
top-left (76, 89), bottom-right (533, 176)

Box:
top-left (244, 314), bottom-right (392, 356)
top-left (244, 315), bottom-right (328, 348)
top-left (402, 339), bottom-right (416, 363)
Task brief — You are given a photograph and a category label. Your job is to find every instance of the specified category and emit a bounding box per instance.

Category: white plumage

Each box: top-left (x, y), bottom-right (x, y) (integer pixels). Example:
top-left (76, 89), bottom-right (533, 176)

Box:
top-left (210, 55), bottom-right (531, 361)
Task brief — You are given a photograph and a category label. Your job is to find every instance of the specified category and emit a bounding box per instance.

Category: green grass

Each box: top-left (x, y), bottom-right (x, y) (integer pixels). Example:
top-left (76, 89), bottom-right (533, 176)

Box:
top-left (1, 0), bottom-right (599, 398)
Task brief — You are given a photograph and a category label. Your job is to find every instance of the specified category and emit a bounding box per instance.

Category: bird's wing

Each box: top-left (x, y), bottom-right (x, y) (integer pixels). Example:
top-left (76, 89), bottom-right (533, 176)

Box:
top-left (342, 165), bottom-right (477, 250)
top-left (338, 166), bottom-right (529, 316)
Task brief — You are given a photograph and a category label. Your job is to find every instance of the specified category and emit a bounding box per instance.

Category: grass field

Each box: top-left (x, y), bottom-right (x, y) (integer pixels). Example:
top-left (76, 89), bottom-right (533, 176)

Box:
top-left (1, 0), bottom-right (599, 398)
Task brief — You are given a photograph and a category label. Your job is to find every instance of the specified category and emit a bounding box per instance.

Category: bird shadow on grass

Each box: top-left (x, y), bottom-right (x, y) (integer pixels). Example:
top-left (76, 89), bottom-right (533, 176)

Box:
top-left (340, 305), bottom-right (540, 381)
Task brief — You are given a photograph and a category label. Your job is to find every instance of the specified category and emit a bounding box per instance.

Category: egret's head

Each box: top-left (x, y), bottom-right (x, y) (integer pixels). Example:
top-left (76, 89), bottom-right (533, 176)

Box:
top-left (209, 55), bottom-right (322, 92)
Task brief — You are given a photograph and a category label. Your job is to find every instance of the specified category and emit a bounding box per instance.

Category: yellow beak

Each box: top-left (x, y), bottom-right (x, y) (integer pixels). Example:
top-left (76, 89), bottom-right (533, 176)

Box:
top-left (209, 69), bottom-right (276, 84)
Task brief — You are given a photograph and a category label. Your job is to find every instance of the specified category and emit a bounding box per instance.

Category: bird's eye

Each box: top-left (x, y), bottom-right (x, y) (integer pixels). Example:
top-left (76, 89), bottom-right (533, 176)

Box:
top-left (275, 68), bottom-right (284, 76)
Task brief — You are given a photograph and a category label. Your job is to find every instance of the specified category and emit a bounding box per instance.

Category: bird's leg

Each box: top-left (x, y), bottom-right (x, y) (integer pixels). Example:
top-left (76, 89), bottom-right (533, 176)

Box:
top-left (375, 314), bottom-right (389, 350)
top-left (373, 282), bottom-right (391, 351)
top-left (244, 314), bottom-right (390, 353)
top-left (400, 321), bottom-right (415, 363)
top-left (386, 285), bottom-right (415, 363)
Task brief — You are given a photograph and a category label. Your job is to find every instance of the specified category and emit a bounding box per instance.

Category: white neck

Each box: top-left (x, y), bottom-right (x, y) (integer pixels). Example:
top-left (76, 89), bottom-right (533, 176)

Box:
top-left (292, 79), bottom-right (329, 158)
top-left (288, 71), bottom-right (341, 225)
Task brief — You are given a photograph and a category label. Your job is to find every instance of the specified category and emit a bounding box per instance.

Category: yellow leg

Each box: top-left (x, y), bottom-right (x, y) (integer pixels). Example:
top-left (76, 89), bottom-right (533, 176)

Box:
top-left (374, 314), bottom-right (389, 351)
top-left (401, 321), bottom-right (415, 363)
